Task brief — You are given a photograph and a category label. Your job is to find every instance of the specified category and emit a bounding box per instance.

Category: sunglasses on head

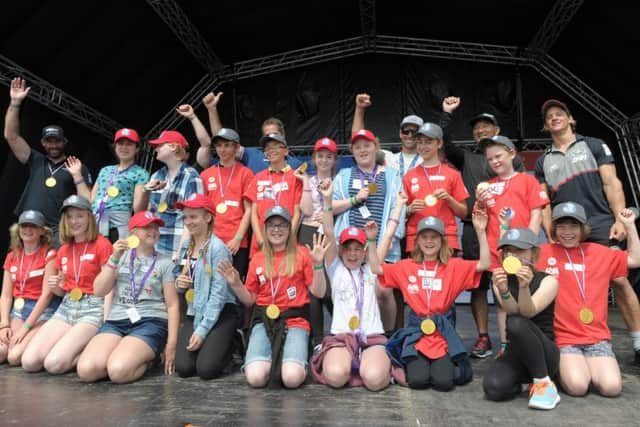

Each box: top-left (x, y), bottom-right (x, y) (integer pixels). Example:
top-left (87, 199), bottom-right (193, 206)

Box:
top-left (400, 128), bottom-right (418, 136)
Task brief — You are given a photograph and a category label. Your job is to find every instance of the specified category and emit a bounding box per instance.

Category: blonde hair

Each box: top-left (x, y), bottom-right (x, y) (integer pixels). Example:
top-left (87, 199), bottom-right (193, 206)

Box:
top-left (171, 144), bottom-right (189, 161)
top-left (411, 234), bottom-right (451, 264)
top-left (262, 223), bottom-right (298, 278)
top-left (8, 223), bottom-right (53, 253)
top-left (262, 117), bottom-right (285, 136)
top-left (181, 211), bottom-right (214, 275)
top-left (58, 209), bottom-right (98, 245)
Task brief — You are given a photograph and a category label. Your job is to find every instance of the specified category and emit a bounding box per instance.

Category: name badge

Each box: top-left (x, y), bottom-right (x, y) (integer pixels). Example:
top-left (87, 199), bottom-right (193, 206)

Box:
top-left (429, 175), bottom-right (445, 181)
top-left (417, 269), bottom-right (435, 278)
top-left (287, 286), bottom-right (297, 300)
top-left (359, 205), bottom-right (371, 219)
top-left (225, 200), bottom-right (239, 207)
top-left (352, 179), bottom-right (362, 190)
top-left (80, 254), bottom-right (95, 261)
top-left (422, 278), bottom-right (442, 291)
top-left (127, 306), bottom-right (141, 324)
top-left (564, 263), bottom-right (585, 272)
top-left (273, 182), bottom-right (289, 193)
top-left (29, 269), bottom-right (45, 278)
top-left (257, 180), bottom-right (271, 186)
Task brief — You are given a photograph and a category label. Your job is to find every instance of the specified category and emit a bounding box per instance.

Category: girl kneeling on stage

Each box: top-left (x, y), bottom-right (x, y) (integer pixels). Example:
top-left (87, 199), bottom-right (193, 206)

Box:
top-left (219, 206), bottom-right (328, 389)
top-left (380, 212), bottom-right (490, 390)
top-left (310, 178), bottom-right (403, 391)
top-left (76, 211), bottom-right (179, 383)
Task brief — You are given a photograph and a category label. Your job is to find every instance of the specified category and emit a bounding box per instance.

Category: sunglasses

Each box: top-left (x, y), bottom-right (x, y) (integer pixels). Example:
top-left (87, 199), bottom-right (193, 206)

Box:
top-left (400, 128), bottom-right (418, 136)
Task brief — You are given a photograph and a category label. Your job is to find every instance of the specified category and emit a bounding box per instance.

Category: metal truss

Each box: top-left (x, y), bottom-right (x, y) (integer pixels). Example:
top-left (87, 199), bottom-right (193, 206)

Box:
top-left (616, 123), bottom-right (640, 207)
top-left (146, 0), bottom-right (224, 74)
top-left (0, 54), bottom-right (123, 139)
top-left (528, 0), bottom-right (584, 55)
top-left (360, 0), bottom-right (376, 36)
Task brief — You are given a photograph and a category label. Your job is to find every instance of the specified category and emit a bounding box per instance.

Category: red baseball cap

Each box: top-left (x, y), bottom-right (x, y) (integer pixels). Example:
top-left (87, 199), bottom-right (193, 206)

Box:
top-left (128, 210), bottom-right (164, 230)
top-left (339, 226), bottom-right (367, 246)
top-left (114, 128), bottom-right (140, 144)
top-left (148, 130), bottom-right (189, 148)
top-left (175, 193), bottom-right (216, 216)
top-left (350, 129), bottom-right (376, 145)
top-left (314, 137), bottom-right (338, 153)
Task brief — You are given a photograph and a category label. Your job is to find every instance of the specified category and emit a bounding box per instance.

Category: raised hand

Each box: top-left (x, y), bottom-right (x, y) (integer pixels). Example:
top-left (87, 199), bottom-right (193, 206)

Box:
top-left (492, 268), bottom-right (509, 294)
top-left (202, 92), bottom-right (223, 110)
top-left (363, 220), bottom-right (379, 241)
top-left (442, 96), bottom-right (460, 114)
top-left (318, 177), bottom-right (333, 199)
top-left (175, 104), bottom-right (195, 119)
top-left (498, 207), bottom-right (512, 229)
top-left (618, 208), bottom-right (637, 225)
top-left (10, 78), bottom-right (30, 102)
top-left (218, 260), bottom-right (241, 285)
top-left (472, 207), bottom-right (489, 231)
top-left (64, 156), bottom-right (83, 179)
top-left (307, 233), bottom-right (330, 265)
top-left (516, 265), bottom-right (534, 289)
top-left (112, 239), bottom-right (129, 259)
top-left (355, 93), bottom-right (371, 109)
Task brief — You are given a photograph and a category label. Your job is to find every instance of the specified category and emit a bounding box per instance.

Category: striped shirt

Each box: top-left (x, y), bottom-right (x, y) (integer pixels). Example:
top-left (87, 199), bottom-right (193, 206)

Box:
top-left (347, 166), bottom-right (387, 230)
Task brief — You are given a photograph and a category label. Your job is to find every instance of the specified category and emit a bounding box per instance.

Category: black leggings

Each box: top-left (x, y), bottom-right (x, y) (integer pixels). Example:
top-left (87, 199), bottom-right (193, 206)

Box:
top-left (175, 304), bottom-right (238, 380)
top-left (405, 353), bottom-right (455, 391)
top-left (483, 315), bottom-right (560, 401)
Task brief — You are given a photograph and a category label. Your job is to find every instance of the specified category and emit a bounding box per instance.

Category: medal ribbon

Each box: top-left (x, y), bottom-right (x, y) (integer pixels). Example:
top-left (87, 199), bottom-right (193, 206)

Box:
top-left (17, 247), bottom-right (39, 295)
top-left (47, 162), bottom-right (65, 178)
top-left (269, 274), bottom-right (282, 305)
top-left (186, 237), bottom-right (211, 280)
top-left (128, 249), bottom-right (157, 304)
top-left (268, 168), bottom-right (289, 206)
top-left (357, 164), bottom-right (379, 190)
top-left (71, 242), bottom-right (90, 288)
top-left (216, 161), bottom-right (237, 203)
top-left (399, 153), bottom-right (419, 177)
top-left (347, 266), bottom-right (365, 324)
top-left (96, 164), bottom-right (133, 223)
top-left (563, 245), bottom-right (587, 305)
top-left (420, 163), bottom-right (442, 195)
top-left (422, 261), bottom-right (440, 315)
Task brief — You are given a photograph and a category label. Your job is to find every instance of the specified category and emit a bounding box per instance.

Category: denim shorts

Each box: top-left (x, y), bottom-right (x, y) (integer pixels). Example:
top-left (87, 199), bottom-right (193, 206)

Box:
top-left (11, 296), bottom-right (62, 322)
top-left (50, 294), bottom-right (105, 328)
top-left (99, 317), bottom-right (168, 355)
top-left (244, 323), bottom-right (309, 369)
top-left (560, 340), bottom-right (616, 358)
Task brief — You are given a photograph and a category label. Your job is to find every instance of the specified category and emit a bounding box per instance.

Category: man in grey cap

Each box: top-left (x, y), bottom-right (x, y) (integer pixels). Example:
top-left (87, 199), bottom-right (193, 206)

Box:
top-left (4, 78), bottom-right (92, 247)
top-left (351, 93), bottom-right (424, 177)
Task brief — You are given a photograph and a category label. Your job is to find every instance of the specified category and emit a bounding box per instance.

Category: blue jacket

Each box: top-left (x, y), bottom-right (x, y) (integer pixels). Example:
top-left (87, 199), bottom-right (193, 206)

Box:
top-left (332, 166), bottom-right (406, 262)
top-left (174, 234), bottom-right (238, 338)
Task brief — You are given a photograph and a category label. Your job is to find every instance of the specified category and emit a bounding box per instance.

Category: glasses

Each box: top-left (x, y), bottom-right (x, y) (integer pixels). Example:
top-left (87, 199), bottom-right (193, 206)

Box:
top-left (264, 145), bottom-right (286, 153)
top-left (266, 222), bottom-right (289, 230)
top-left (400, 128), bottom-right (418, 136)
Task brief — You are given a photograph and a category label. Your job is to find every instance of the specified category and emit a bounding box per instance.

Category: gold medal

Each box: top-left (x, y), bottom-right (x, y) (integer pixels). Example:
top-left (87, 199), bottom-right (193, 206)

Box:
top-left (579, 307), bottom-right (594, 324)
top-left (348, 315), bottom-right (360, 331)
top-left (45, 177), bottom-right (57, 188)
top-left (502, 256), bottom-right (522, 275)
top-left (424, 194), bottom-right (438, 207)
top-left (367, 182), bottom-right (378, 194)
top-left (107, 186), bottom-right (119, 198)
top-left (69, 287), bottom-right (83, 302)
top-left (13, 297), bottom-right (25, 311)
top-left (298, 162), bottom-right (308, 173)
top-left (266, 304), bottom-right (280, 319)
top-left (158, 202), bottom-right (168, 213)
top-left (216, 202), bottom-right (228, 214)
top-left (127, 235), bottom-right (140, 248)
top-left (185, 289), bottom-right (195, 303)
top-left (476, 181), bottom-right (490, 192)
top-left (420, 318), bottom-right (437, 335)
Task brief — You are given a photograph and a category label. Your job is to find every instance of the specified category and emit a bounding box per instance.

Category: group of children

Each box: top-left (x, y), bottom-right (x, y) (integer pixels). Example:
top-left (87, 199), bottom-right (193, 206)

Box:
top-left (2, 86), bottom-right (639, 413)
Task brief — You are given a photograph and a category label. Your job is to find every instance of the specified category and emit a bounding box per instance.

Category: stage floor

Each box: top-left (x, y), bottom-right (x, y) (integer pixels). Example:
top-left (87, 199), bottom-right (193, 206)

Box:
top-left (1, 307), bottom-right (638, 427)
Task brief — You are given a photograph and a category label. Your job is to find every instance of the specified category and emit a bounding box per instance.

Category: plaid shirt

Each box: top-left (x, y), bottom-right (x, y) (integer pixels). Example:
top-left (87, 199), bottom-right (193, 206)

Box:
top-left (149, 163), bottom-right (203, 256)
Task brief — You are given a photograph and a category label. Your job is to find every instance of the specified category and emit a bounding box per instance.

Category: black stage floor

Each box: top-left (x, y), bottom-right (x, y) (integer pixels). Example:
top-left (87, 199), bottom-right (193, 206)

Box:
top-left (1, 306), bottom-right (638, 427)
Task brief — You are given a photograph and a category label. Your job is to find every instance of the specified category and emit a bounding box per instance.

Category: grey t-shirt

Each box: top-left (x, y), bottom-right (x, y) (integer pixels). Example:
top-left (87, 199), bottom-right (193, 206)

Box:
top-left (107, 250), bottom-right (175, 321)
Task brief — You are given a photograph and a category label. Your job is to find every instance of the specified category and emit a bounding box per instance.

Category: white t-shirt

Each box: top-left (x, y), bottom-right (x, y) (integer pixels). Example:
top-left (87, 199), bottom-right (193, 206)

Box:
top-left (326, 258), bottom-right (384, 335)
top-left (383, 150), bottom-right (423, 177)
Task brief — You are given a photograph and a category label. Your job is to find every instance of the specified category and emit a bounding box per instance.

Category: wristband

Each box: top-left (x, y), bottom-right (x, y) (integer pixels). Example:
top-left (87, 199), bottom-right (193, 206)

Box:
top-left (500, 291), bottom-right (511, 300)
top-left (389, 218), bottom-right (400, 226)
top-left (325, 206), bottom-right (333, 212)
top-left (73, 177), bottom-right (85, 185)
top-left (234, 234), bottom-right (243, 242)
top-left (313, 264), bottom-right (324, 271)
top-left (9, 102), bottom-right (21, 108)
top-left (106, 261), bottom-right (118, 270)
top-left (500, 224), bottom-right (510, 230)
top-left (367, 238), bottom-right (377, 243)
top-left (23, 323), bottom-right (32, 331)
top-left (109, 255), bottom-right (121, 264)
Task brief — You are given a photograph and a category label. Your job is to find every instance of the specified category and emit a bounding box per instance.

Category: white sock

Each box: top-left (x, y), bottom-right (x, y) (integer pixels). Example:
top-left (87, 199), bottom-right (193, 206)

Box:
top-left (533, 376), bottom-right (551, 384)
top-left (630, 331), bottom-right (640, 351)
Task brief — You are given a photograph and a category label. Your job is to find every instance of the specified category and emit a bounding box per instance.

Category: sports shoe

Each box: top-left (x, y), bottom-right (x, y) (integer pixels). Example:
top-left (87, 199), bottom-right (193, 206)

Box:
top-left (528, 381), bottom-right (561, 410)
top-left (470, 335), bottom-right (493, 359)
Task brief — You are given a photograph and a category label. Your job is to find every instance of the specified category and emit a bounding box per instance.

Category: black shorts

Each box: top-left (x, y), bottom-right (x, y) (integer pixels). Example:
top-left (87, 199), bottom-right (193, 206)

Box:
top-left (461, 221), bottom-right (479, 261)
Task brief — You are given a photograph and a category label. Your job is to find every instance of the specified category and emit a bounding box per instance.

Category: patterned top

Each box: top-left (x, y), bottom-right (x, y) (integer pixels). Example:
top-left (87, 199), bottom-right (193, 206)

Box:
top-left (92, 164), bottom-right (149, 217)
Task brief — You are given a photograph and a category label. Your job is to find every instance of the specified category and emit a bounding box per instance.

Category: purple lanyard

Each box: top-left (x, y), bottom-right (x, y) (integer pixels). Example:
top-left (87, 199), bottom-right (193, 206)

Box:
top-left (357, 164), bottom-right (378, 188)
top-left (314, 175), bottom-right (324, 205)
top-left (563, 245), bottom-right (587, 305)
top-left (71, 242), bottom-right (90, 287)
top-left (96, 165), bottom-right (133, 222)
top-left (399, 153), bottom-right (419, 177)
top-left (421, 163), bottom-right (442, 194)
top-left (216, 162), bottom-right (237, 202)
top-left (128, 249), bottom-right (157, 305)
top-left (347, 267), bottom-right (365, 321)
top-left (422, 261), bottom-right (440, 315)
top-left (17, 248), bottom-right (39, 293)
top-left (268, 169), bottom-right (288, 206)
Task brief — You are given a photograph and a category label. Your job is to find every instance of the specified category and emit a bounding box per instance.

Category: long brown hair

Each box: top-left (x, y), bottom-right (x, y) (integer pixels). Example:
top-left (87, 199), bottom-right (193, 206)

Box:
top-left (58, 209), bottom-right (98, 245)
top-left (263, 223), bottom-right (298, 278)
top-left (181, 210), bottom-right (214, 275)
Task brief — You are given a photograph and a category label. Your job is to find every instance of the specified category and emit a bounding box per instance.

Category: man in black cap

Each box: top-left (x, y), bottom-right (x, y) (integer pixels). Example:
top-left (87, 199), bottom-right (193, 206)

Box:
top-left (4, 78), bottom-right (92, 246)
top-left (440, 96), bottom-right (525, 359)
top-left (535, 98), bottom-right (640, 364)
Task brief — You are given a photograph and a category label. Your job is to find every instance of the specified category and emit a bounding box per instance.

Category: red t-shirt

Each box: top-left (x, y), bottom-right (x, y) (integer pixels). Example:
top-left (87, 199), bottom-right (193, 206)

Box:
top-left (201, 162), bottom-right (254, 248)
top-left (536, 242), bottom-right (627, 347)
top-left (379, 258), bottom-right (481, 359)
top-left (3, 246), bottom-right (56, 300)
top-left (245, 167), bottom-right (302, 255)
top-left (484, 173), bottom-right (548, 270)
top-left (245, 246), bottom-right (313, 332)
top-left (55, 234), bottom-right (113, 295)
top-left (403, 163), bottom-right (468, 251)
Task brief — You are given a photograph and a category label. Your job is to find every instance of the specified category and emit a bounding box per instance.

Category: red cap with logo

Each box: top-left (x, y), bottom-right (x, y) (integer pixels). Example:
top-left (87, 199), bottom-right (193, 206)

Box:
top-left (314, 137), bottom-right (338, 153)
top-left (175, 193), bottom-right (216, 216)
top-left (128, 210), bottom-right (164, 230)
top-left (339, 226), bottom-right (367, 246)
top-left (114, 128), bottom-right (140, 144)
top-left (350, 129), bottom-right (376, 145)
top-left (148, 130), bottom-right (189, 148)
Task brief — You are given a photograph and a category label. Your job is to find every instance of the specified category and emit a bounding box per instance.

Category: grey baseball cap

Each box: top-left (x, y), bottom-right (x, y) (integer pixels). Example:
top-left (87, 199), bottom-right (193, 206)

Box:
top-left (469, 113), bottom-right (499, 127)
top-left (498, 228), bottom-right (538, 250)
top-left (417, 216), bottom-right (445, 236)
top-left (18, 210), bottom-right (46, 227)
top-left (264, 205), bottom-right (292, 223)
top-left (552, 202), bottom-right (587, 224)
top-left (60, 195), bottom-right (92, 212)
top-left (259, 132), bottom-right (287, 147)
top-left (417, 122), bottom-right (443, 140)
top-left (41, 125), bottom-right (67, 142)
top-left (479, 135), bottom-right (516, 152)
top-left (400, 115), bottom-right (424, 128)
top-left (212, 128), bottom-right (240, 144)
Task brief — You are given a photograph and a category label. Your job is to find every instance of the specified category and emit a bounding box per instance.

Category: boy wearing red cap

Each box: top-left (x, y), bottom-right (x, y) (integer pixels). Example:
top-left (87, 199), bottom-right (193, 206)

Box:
top-left (91, 128), bottom-right (149, 242)
top-left (143, 130), bottom-right (204, 257)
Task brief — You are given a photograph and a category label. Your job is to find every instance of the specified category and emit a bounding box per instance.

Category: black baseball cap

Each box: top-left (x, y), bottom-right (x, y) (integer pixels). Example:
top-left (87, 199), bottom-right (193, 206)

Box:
top-left (469, 113), bottom-right (499, 127)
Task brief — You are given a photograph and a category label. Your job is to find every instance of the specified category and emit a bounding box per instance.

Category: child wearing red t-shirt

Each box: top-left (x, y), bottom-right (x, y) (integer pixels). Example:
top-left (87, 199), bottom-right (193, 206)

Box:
top-left (0, 210), bottom-right (60, 366)
top-left (21, 195), bottom-right (112, 374)
top-left (536, 202), bottom-right (640, 397)
top-left (219, 206), bottom-right (327, 389)
top-left (379, 211), bottom-right (490, 390)
top-left (475, 135), bottom-right (549, 356)
top-left (245, 134), bottom-right (302, 257)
